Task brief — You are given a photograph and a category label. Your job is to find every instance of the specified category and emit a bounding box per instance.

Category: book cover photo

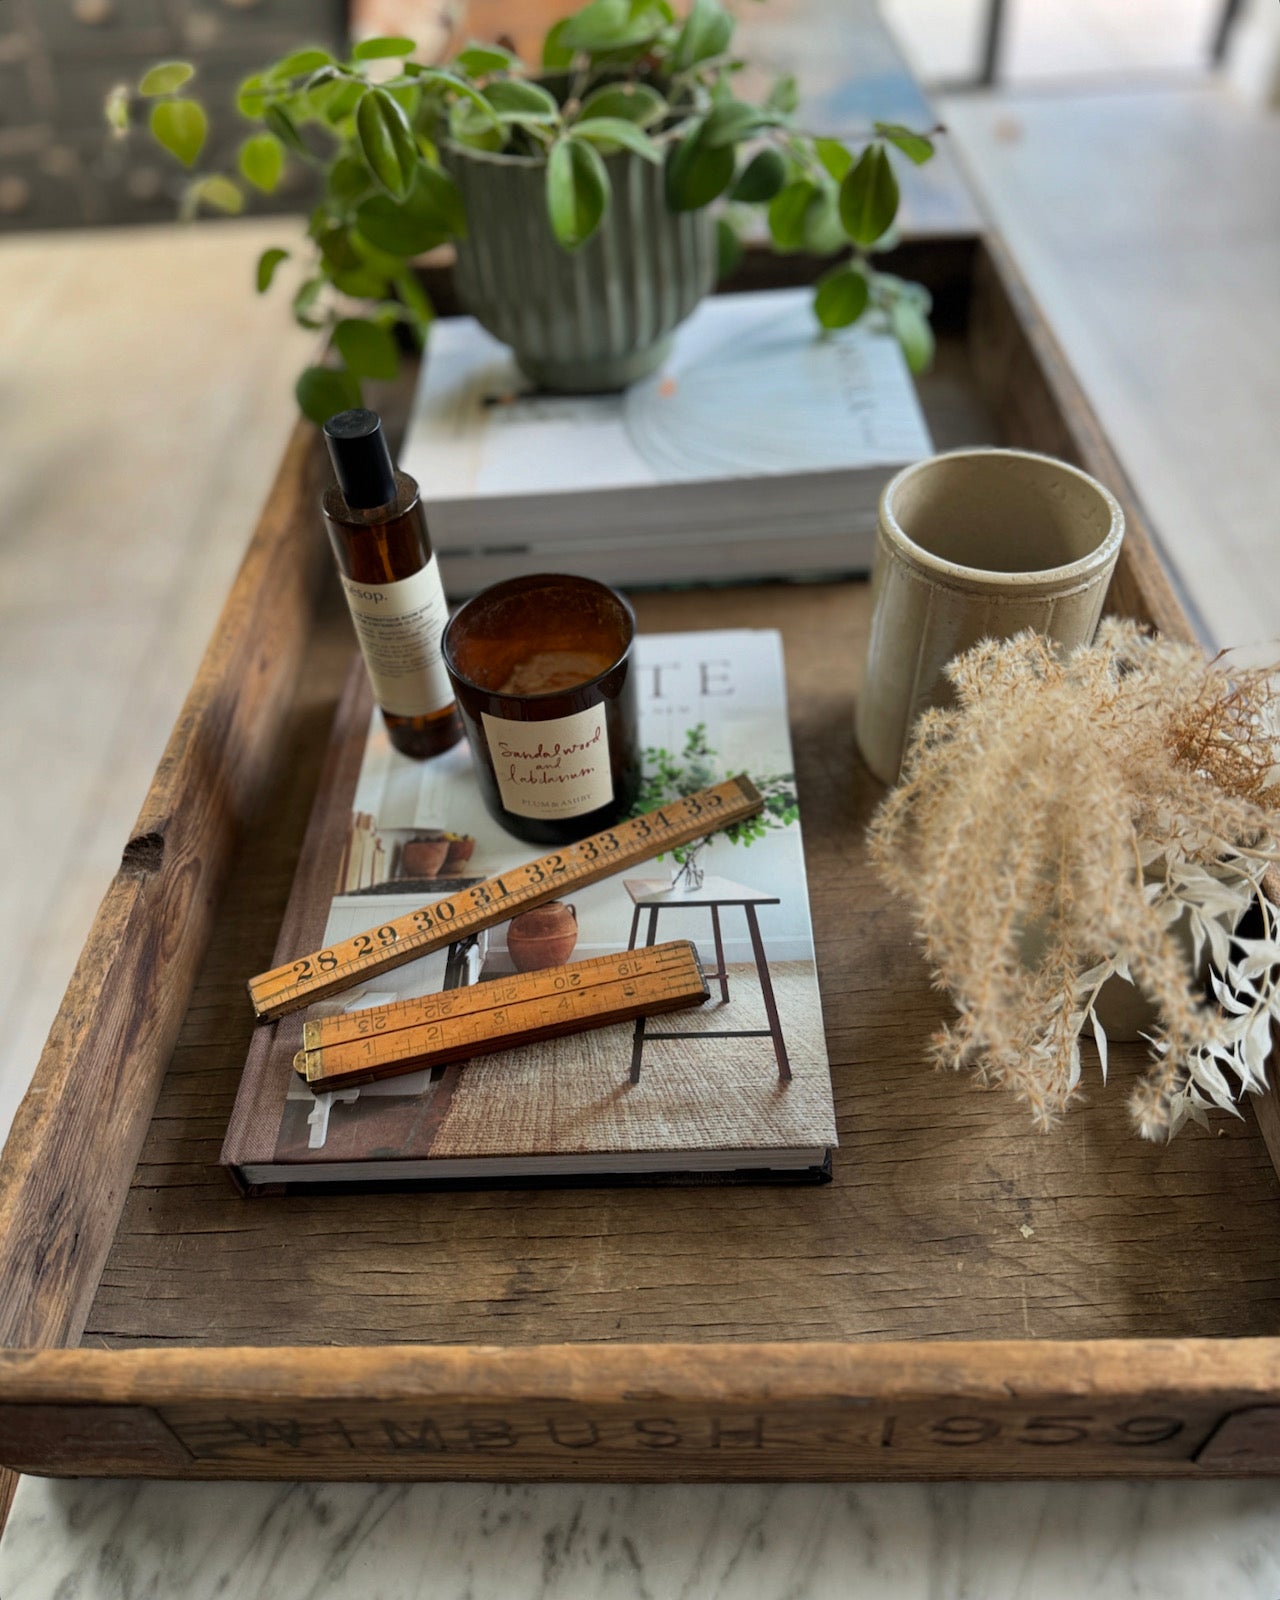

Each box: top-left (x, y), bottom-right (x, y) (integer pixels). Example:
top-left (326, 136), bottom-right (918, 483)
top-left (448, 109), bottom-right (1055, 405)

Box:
top-left (223, 630), bottom-right (838, 1190)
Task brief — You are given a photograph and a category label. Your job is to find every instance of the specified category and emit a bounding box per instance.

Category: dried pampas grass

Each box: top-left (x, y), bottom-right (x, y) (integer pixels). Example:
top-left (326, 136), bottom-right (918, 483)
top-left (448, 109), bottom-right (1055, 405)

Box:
top-left (868, 620), bottom-right (1280, 1139)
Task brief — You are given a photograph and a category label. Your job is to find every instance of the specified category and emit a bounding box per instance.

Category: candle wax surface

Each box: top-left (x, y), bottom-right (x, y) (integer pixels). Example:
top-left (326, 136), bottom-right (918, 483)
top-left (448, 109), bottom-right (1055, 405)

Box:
top-left (497, 649), bottom-right (616, 696)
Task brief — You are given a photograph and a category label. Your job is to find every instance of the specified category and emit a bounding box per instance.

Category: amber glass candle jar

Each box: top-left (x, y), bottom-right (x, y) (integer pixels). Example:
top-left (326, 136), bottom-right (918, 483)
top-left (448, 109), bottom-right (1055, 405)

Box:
top-left (442, 574), bottom-right (640, 845)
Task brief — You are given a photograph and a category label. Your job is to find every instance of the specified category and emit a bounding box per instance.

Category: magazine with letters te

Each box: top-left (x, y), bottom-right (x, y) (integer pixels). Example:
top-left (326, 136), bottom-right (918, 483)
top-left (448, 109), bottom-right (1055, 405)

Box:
top-left (221, 630), bottom-right (837, 1191)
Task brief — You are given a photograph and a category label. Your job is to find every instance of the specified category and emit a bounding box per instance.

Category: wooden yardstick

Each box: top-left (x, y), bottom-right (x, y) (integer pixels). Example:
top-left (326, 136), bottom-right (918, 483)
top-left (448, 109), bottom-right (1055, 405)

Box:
top-left (293, 940), bottom-right (709, 1092)
top-left (249, 775), bottom-right (762, 1021)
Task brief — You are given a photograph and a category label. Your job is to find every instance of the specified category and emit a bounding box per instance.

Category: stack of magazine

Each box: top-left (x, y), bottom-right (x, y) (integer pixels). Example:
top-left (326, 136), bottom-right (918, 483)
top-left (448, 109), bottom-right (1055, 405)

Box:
top-left (221, 629), bottom-right (838, 1192)
top-left (402, 288), bottom-right (933, 594)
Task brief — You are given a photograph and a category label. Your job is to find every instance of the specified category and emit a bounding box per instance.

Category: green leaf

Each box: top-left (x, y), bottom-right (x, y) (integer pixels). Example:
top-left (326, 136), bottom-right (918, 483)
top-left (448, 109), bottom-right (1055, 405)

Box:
top-left (814, 264), bottom-right (869, 328)
top-left (192, 174), bottom-right (243, 214)
top-left (767, 178), bottom-right (817, 251)
top-left (296, 365), bottom-right (362, 424)
top-left (730, 146), bottom-right (786, 202)
top-left (353, 35), bottom-right (417, 59)
top-left (327, 155), bottom-right (375, 207)
top-left (890, 295), bottom-right (935, 373)
top-left (874, 121), bottom-right (934, 166)
top-left (545, 136), bottom-right (610, 250)
top-left (571, 117), bottom-right (661, 163)
top-left (386, 79), bottom-right (422, 121)
top-left (672, 0), bottom-right (733, 70)
top-left (764, 72), bottom-right (798, 114)
top-left (802, 183), bottom-right (844, 255)
top-left (449, 97), bottom-right (505, 151)
top-left (412, 163), bottom-right (466, 235)
top-left (665, 122), bottom-right (735, 211)
top-left (484, 79), bottom-right (560, 123)
top-left (333, 317), bottom-right (400, 379)
top-left (104, 84), bottom-right (130, 135)
top-left (149, 98), bottom-right (206, 167)
top-left (578, 82), bottom-right (666, 126)
top-left (357, 86), bottom-right (418, 198)
top-left (264, 103), bottom-right (308, 156)
top-left (876, 270), bottom-right (932, 315)
top-left (330, 264), bottom-right (389, 298)
top-left (700, 100), bottom-right (778, 150)
top-left (452, 42), bottom-right (517, 74)
top-left (558, 0), bottom-right (629, 48)
top-left (140, 61), bottom-right (194, 97)
top-left (292, 278), bottom-right (325, 329)
top-left (813, 137), bottom-right (852, 181)
top-left (256, 247), bottom-right (289, 292)
top-left (558, 0), bottom-right (660, 51)
top-left (541, 17), bottom-right (576, 68)
top-left (394, 270), bottom-right (434, 327)
top-left (350, 232), bottom-right (405, 276)
top-left (267, 47), bottom-right (334, 82)
top-left (237, 74), bottom-right (268, 117)
top-left (318, 79), bottom-right (364, 123)
top-left (238, 132), bottom-right (285, 193)
top-left (355, 165), bottom-right (464, 255)
top-left (716, 216), bottom-right (742, 280)
top-left (417, 68), bottom-right (503, 121)
top-left (838, 142), bottom-right (898, 247)
top-left (318, 225), bottom-right (362, 273)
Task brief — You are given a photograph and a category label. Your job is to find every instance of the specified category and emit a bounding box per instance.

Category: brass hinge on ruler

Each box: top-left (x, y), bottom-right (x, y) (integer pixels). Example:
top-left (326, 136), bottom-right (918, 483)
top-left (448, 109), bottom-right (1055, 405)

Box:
top-left (249, 775), bottom-right (762, 1021)
top-left (293, 941), bottom-right (709, 1092)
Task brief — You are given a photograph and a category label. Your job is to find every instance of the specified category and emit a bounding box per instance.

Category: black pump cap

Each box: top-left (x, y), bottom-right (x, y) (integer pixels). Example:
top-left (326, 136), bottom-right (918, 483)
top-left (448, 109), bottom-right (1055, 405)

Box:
top-left (323, 408), bottom-right (398, 510)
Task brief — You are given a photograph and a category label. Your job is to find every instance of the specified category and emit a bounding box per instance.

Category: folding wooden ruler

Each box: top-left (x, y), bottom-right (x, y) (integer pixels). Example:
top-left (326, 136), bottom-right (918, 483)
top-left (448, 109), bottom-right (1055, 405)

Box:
top-left (293, 940), bottom-right (709, 1092)
top-left (249, 775), bottom-right (762, 1021)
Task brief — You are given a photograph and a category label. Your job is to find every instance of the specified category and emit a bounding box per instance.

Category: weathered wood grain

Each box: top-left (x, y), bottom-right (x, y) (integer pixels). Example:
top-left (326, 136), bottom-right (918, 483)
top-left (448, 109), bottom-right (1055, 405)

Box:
top-left (81, 583), bottom-right (1280, 1358)
top-left (4, 1341), bottom-right (1280, 1479)
top-left (0, 417), bottom-right (331, 1351)
top-left (4, 240), bottom-right (1278, 1486)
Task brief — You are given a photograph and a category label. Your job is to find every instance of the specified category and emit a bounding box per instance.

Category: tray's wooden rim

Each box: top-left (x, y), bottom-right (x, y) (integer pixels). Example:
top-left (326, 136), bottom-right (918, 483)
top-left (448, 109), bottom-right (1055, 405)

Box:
top-left (2, 232), bottom-right (1276, 1485)
top-left (5, 1338), bottom-right (1280, 1405)
top-left (3, 1340), bottom-right (1280, 1479)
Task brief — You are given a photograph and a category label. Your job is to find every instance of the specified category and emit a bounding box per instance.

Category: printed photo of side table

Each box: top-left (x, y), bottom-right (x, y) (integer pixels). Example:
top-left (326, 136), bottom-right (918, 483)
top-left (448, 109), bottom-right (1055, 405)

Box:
top-left (623, 876), bottom-right (792, 1084)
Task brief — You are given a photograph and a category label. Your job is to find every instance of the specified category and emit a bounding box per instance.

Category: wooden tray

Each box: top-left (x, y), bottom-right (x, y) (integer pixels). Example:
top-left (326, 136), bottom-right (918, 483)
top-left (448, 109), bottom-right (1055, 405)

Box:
top-left (3, 236), bottom-right (1280, 1486)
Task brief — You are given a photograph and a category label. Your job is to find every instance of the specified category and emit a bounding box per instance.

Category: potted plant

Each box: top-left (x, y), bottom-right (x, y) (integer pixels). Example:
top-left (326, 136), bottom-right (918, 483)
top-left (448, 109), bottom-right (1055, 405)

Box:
top-left (110, 0), bottom-right (938, 414)
top-left (868, 622), bottom-right (1280, 1141)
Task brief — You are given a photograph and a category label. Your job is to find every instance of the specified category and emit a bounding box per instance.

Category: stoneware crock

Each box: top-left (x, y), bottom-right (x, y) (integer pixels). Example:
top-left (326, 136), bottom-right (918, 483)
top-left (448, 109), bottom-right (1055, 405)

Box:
top-left (855, 447), bottom-right (1125, 786)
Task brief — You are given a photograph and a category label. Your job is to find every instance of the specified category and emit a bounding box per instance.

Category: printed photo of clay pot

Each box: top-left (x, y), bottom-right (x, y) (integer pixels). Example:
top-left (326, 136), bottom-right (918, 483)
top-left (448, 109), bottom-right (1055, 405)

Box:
top-left (505, 902), bottom-right (579, 972)
top-left (442, 835), bottom-right (475, 872)
top-left (399, 834), bottom-right (450, 879)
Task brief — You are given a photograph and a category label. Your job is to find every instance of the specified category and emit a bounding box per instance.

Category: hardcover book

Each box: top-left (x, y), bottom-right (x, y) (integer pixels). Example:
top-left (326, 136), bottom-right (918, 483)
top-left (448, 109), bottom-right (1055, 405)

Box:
top-left (222, 630), bottom-right (838, 1191)
top-left (401, 289), bottom-right (933, 594)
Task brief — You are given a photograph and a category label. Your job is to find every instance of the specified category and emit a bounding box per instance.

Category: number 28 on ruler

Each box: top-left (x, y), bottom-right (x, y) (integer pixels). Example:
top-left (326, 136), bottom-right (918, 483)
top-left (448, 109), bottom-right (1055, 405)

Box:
top-left (248, 775), bottom-right (763, 1021)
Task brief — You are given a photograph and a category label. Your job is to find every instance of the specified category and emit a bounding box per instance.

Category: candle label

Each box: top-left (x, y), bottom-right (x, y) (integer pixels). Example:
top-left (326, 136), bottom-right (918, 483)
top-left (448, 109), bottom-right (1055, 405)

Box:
top-left (340, 559), bottom-right (452, 718)
top-left (482, 704), bottom-right (613, 821)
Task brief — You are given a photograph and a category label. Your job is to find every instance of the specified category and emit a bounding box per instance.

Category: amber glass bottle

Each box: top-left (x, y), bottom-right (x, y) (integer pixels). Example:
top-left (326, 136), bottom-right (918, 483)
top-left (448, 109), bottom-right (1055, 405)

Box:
top-left (322, 410), bottom-right (462, 761)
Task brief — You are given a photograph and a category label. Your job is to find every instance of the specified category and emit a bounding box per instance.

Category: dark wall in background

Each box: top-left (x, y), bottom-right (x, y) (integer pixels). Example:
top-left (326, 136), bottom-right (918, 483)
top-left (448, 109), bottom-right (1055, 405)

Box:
top-left (0, 0), bottom-right (345, 229)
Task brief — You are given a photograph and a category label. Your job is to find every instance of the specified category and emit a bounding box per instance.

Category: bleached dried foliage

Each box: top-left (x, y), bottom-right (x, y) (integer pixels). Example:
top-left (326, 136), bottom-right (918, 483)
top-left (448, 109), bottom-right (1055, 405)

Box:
top-left (868, 621), bottom-right (1280, 1139)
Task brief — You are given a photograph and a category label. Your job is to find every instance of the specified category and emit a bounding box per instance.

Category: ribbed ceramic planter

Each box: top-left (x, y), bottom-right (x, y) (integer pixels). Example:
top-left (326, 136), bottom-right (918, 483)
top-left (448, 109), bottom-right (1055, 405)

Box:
top-left (442, 138), bottom-right (716, 392)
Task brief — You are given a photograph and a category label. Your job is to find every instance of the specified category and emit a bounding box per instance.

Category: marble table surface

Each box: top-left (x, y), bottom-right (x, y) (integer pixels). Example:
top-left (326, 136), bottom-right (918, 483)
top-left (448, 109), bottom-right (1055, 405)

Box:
top-left (3, 1475), bottom-right (1280, 1598)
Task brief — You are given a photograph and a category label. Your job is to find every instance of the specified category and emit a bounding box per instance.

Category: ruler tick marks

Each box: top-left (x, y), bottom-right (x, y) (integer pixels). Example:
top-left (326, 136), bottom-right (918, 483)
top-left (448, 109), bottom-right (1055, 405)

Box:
top-left (248, 775), bottom-right (762, 1021)
top-left (293, 941), bottom-right (710, 1092)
